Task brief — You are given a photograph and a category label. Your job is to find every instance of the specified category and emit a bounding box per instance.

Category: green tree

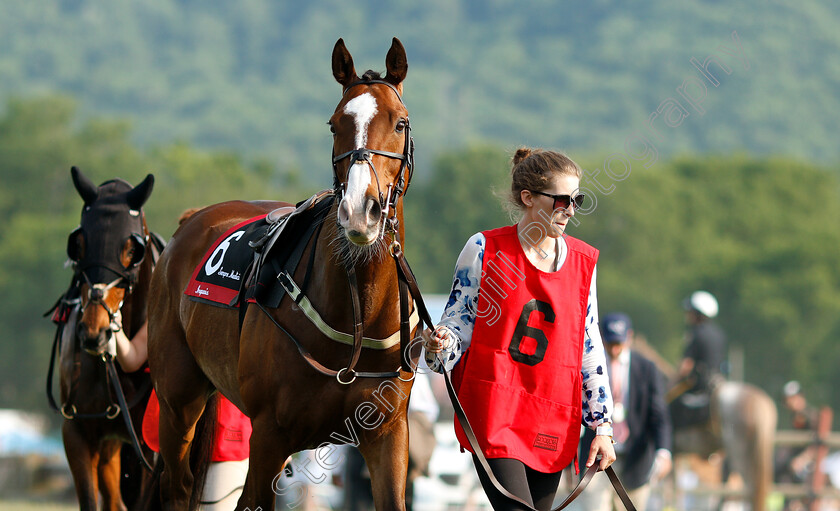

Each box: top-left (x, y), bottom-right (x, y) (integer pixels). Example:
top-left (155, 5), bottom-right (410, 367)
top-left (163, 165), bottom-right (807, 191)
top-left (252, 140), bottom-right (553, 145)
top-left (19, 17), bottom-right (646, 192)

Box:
top-left (404, 145), bottom-right (512, 292)
top-left (576, 155), bottom-right (840, 407)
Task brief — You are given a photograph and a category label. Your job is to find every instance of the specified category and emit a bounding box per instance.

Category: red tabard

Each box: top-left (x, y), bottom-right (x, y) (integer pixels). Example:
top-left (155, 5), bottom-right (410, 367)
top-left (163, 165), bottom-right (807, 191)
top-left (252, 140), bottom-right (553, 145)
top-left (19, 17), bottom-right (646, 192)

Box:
top-left (452, 225), bottom-right (598, 473)
top-left (142, 390), bottom-right (252, 462)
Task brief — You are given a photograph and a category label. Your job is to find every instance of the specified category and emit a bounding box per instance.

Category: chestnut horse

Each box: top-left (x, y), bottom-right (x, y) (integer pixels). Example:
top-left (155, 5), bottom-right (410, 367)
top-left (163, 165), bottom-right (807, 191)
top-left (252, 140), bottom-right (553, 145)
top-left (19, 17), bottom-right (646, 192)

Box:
top-left (671, 381), bottom-right (777, 511)
top-left (642, 340), bottom-right (778, 511)
top-left (147, 38), bottom-right (418, 510)
top-left (48, 166), bottom-right (160, 510)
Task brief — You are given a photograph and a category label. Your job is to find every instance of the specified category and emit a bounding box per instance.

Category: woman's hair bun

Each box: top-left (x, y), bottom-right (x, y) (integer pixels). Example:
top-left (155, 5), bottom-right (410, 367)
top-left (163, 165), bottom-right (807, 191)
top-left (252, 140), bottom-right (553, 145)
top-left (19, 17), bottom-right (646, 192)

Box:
top-left (512, 147), bottom-right (533, 166)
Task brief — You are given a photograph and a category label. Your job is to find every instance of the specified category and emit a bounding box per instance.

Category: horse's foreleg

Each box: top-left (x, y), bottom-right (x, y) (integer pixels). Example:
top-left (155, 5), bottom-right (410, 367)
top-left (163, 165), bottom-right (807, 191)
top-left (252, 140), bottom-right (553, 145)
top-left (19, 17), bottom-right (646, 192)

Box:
top-left (236, 412), bottom-right (289, 511)
top-left (62, 421), bottom-right (100, 511)
top-left (98, 439), bottom-right (127, 511)
top-left (363, 421), bottom-right (409, 511)
top-left (158, 383), bottom-right (212, 511)
top-left (158, 394), bottom-right (209, 511)
top-left (150, 304), bottom-right (215, 511)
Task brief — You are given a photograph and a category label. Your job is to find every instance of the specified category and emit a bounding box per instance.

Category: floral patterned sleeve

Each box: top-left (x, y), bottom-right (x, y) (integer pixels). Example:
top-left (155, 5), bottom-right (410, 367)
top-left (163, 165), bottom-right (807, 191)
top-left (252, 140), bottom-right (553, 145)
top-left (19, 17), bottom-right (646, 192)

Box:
top-left (580, 266), bottom-right (613, 429)
top-left (424, 233), bottom-right (485, 373)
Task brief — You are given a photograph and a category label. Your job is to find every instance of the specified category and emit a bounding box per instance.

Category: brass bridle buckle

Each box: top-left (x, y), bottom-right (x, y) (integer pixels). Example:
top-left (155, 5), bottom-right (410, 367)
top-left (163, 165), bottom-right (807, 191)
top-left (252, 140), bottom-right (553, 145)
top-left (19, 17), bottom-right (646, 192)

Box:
top-left (388, 238), bottom-right (402, 257)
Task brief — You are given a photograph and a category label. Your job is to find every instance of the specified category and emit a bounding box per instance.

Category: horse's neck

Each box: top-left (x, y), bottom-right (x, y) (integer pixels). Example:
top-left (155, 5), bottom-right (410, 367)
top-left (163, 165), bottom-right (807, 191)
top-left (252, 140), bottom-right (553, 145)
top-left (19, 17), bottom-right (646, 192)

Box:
top-left (313, 229), bottom-right (403, 337)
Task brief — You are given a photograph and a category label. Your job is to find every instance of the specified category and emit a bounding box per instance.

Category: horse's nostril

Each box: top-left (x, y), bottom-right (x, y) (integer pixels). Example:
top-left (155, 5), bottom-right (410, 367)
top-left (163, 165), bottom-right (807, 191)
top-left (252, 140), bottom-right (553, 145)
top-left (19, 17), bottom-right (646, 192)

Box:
top-left (367, 197), bottom-right (381, 221)
top-left (338, 200), bottom-right (352, 225)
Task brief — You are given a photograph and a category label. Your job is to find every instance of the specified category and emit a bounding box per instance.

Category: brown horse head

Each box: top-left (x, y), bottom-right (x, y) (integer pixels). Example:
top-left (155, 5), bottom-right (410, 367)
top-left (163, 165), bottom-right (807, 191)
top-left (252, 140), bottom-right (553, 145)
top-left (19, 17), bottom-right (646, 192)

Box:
top-left (330, 37), bottom-right (413, 247)
top-left (67, 166), bottom-right (154, 354)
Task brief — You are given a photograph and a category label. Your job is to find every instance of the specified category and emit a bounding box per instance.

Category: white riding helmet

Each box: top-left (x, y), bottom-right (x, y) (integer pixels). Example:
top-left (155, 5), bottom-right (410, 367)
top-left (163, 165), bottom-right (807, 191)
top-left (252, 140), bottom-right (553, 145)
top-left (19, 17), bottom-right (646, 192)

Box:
top-left (683, 290), bottom-right (719, 318)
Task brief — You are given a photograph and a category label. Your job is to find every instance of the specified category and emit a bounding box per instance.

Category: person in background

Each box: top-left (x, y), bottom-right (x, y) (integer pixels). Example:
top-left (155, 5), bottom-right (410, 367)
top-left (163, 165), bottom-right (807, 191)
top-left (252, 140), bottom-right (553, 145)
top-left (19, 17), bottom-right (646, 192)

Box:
top-left (423, 147), bottom-right (615, 511)
top-left (669, 290), bottom-right (727, 427)
top-left (678, 290), bottom-right (727, 393)
top-left (579, 313), bottom-right (672, 511)
top-left (775, 380), bottom-right (819, 511)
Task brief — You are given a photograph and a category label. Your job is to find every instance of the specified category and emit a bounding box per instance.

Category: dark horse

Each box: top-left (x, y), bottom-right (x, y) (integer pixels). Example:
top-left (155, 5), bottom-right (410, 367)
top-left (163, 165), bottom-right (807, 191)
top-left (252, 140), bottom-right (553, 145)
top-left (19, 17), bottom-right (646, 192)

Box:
top-left (147, 38), bottom-right (418, 510)
top-left (47, 166), bottom-right (161, 510)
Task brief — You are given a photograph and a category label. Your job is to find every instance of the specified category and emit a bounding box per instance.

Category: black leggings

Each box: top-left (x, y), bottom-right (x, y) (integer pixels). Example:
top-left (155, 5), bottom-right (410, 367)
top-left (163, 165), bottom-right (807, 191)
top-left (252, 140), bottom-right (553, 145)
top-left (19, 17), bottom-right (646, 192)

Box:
top-left (472, 456), bottom-right (564, 511)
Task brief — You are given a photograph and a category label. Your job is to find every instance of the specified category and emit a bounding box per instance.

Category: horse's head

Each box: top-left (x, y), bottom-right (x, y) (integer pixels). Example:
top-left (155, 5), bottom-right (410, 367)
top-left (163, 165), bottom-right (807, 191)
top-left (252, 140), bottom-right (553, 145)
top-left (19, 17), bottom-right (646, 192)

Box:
top-left (330, 37), bottom-right (414, 248)
top-left (66, 166), bottom-right (154, 355)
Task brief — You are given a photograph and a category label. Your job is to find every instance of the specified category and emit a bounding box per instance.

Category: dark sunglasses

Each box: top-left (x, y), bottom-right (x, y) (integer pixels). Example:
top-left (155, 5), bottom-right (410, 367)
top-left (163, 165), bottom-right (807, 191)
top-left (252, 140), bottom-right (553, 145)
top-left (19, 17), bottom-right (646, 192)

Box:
top-left (530, 190), bottom-right (587, 210)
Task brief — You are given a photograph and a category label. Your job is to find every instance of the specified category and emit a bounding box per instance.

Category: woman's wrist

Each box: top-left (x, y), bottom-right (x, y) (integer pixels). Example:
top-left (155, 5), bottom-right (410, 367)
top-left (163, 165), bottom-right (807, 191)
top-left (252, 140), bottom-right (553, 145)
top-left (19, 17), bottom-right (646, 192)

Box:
top-left (595, 422), bottom-right (613, 437)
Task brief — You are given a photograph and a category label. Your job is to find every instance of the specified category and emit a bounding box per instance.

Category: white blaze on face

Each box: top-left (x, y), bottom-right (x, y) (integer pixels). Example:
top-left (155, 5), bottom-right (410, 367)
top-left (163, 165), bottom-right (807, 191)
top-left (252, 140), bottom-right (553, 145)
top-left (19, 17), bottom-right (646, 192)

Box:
top-left (341, 92), bottom-right (378, 217)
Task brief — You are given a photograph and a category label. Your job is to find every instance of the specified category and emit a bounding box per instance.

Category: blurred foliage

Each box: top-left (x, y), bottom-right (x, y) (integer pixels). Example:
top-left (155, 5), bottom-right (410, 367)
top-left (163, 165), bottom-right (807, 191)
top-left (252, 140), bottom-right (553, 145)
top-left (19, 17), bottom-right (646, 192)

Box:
top-left (1, 0), bottom-right (839, 180)
top-left (0, 96), bottom-right (314, 412)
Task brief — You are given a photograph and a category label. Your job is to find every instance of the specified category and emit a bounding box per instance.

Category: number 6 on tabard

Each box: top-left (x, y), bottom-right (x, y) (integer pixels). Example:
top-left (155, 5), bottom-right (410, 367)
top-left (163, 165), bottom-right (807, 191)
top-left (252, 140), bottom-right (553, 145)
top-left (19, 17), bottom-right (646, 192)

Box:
top-left (508, 299), bottom-right (555, 366)
top-left (204, 230), bottom-right (245, 276)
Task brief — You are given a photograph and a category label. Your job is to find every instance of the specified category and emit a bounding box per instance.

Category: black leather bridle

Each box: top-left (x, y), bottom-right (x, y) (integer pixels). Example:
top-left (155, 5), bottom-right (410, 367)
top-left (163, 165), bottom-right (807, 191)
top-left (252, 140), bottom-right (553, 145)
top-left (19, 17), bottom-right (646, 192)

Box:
top-left (331, 79), bottom-right (415, 237)
top-left (68, 223), bottom-right (149, 326)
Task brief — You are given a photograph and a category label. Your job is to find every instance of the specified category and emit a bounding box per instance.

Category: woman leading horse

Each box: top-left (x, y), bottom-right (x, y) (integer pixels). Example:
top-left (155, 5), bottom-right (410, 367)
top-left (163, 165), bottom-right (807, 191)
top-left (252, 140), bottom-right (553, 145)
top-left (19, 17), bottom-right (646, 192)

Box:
top-left (147, 38), bottom-right (418, 511)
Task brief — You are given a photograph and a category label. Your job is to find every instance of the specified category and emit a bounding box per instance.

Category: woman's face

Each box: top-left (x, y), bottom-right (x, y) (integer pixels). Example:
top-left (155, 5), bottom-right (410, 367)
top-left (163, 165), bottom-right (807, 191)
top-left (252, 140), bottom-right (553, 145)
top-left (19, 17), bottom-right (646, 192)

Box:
top-left (522, 174), bottom-right (582, 239)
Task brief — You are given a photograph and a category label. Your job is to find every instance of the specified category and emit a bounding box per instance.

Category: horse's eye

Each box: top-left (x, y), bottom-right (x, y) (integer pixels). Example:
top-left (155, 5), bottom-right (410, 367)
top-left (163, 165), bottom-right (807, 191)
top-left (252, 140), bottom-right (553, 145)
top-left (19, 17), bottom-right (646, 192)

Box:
top-left (396, 119), bottom-right (407, 133)
top-left (328, 122), bottom-right (336, 135)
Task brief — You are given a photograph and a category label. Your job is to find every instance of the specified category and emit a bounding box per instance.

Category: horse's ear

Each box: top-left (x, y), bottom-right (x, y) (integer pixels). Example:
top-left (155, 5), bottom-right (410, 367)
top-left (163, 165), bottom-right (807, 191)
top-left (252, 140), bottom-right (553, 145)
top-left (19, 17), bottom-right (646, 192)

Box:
top-left (71, 166), bottom-right (99, 205)
top-left (332, 38), bottom-right (358, 88)
top-left (384, 37), bottom-right (408, 88)
top-left (127, 174), bottom-right (155, 211)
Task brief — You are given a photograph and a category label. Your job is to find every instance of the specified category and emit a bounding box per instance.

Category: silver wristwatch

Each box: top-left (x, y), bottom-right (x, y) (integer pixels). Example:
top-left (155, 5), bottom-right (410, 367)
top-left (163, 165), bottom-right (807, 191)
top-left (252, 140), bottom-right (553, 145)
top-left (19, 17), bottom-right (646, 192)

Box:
top-left (596, 423), bottom-right (614, 437)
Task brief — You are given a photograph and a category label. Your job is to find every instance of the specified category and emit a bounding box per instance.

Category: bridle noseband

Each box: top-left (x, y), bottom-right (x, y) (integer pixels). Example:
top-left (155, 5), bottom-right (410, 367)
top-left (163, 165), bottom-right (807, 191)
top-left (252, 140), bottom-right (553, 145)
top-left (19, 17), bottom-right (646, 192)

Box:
top-left (331, 79), bottom-right (415, 238)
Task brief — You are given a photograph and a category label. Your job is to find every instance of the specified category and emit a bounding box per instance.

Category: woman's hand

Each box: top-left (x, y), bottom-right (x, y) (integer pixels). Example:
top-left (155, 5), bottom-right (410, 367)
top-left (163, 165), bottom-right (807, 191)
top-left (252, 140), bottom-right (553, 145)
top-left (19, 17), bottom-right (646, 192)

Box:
top-left (106, 310), bottom-right (123, 358)
top-left (422, 326), bottom-right (454, 354)
top-left (586, 434), bottom-right (617, 471)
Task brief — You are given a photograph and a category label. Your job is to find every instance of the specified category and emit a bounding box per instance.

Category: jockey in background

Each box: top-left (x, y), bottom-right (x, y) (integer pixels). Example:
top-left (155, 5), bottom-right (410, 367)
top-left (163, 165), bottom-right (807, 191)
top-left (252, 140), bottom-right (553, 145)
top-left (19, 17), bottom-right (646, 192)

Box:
top-left (669, 290), bottom-right (727, 427)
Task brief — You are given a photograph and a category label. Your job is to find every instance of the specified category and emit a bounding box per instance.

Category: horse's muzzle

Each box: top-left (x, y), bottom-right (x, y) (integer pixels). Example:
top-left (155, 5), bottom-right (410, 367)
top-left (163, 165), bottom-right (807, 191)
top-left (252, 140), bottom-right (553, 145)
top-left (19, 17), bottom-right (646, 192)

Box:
top-left (338, 196), bottom-right (382, 245)
top-left (77, 322), bottom-right (112, 356)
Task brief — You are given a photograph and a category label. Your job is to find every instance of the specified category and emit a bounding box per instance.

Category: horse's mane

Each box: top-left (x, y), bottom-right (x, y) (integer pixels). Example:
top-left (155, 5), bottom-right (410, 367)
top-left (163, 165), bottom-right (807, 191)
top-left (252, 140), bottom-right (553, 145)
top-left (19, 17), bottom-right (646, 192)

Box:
top-left (178, 208), bottom-right (201, 225)
top-left (361, 70), bottom-right (382, 81)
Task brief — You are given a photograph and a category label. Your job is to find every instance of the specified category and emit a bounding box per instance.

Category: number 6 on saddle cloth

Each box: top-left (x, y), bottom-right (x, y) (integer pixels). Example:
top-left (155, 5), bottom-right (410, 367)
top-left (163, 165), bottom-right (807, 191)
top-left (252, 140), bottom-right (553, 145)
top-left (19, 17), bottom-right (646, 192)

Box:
top-left (184, 191), bottom-right (334, 321)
